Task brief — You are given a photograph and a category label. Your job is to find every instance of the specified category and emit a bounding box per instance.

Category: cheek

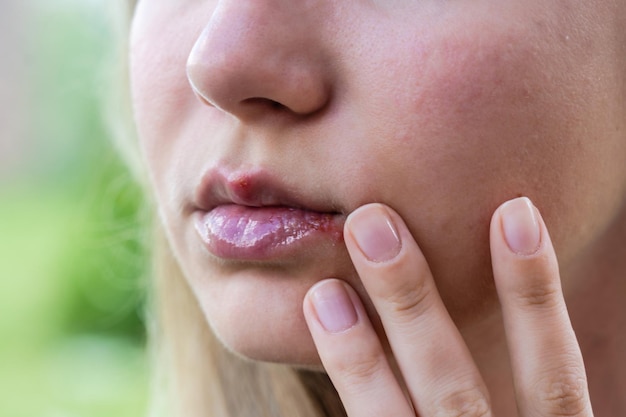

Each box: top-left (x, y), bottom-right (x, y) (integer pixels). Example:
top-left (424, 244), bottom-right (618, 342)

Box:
top-left (340, 19), bottom-right (624, 321)
top-left (406, 25), bottom-right (626, 256)
top-left (360, 27), bottom-right (567, 214)
top-left (130, 3), bottom-right (212, 170)
top-left (130, 3), bottom-right (229, 224)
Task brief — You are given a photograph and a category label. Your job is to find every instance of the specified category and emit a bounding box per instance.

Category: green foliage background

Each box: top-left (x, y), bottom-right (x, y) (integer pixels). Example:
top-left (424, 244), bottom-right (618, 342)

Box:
top-left (0, 1), bottom-right (149, 416)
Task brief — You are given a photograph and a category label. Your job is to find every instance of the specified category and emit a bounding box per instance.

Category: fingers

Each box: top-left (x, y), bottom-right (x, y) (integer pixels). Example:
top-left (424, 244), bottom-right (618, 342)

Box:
top-left (490, 197), bottom-right (593, 417)
top-left (305, 198), bottom-right (593, 417)
top-left (303, 279), bottom-right (414, 417)
top-left (345, 204), bottom-right (492, 416)
top-left (305, 204), bottom-right (492, 417)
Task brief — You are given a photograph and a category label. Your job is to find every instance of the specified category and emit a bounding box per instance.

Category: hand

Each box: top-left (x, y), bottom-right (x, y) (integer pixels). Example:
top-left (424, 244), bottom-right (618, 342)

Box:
top-left (303, 198), bottom-right (593, 416)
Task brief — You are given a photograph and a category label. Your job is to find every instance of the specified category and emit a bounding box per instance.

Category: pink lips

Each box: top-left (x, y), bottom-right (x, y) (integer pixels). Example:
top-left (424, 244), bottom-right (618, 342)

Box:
top-left (194, 205), bottom-right (343, 260)
top-left (193, 168), bottom-right (344, 261)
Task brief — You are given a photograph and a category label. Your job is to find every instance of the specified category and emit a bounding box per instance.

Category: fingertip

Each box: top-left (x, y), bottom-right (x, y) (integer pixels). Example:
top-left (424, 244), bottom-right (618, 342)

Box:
top-left (491, 197), bottom-right (555, 259)
top-left (305, 279), bottom-right (360, 334)
top-left (500, 197), bottom-right (541, 255)
top-left (490, 197), bottom-right (562, 309)
top-left (490, 197), bottom-right (562, 300)
top-left (345, 204), bottom-right (402, 263)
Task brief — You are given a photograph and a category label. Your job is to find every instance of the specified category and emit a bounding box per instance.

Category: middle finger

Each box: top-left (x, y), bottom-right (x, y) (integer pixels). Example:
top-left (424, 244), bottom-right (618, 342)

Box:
top-left (344, 204), bottom-right (491, 417)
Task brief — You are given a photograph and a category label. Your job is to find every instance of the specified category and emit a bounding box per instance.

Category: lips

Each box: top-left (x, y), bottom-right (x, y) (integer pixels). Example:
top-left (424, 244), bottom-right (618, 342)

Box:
top-left (193, 168), bottom-right (345, 261)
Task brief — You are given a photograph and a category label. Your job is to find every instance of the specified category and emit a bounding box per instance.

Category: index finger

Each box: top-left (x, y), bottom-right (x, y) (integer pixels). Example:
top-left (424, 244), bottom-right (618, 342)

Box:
top-left (490, 197), bottom-right (593, 417)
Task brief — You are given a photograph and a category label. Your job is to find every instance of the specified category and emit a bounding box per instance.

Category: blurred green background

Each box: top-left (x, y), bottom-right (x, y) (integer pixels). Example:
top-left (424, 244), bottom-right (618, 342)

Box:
top-left (1, 1), bottom-right (148, 416)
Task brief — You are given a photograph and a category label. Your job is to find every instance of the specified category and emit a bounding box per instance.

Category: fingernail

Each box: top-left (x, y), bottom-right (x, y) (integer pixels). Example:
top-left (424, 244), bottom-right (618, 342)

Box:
top-left (500, 197), bottom-right (541, 255)
top-left (310, 280), bottom-right (358, 333)
top-left (348, 205), bottom-right (401, 262)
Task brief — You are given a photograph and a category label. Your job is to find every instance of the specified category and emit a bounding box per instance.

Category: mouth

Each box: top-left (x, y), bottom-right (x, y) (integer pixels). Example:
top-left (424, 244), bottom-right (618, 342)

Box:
top-left (193, 168), bottom-right (345, 261)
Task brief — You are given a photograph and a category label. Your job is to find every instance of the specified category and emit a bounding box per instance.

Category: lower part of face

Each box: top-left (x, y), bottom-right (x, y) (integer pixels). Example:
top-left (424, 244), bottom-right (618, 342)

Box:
top-left (130, 0), bottom-right (626, 365)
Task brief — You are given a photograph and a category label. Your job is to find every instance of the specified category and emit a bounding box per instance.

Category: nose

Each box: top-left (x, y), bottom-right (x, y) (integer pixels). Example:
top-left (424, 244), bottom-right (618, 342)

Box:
top-left (186, 1), bottom-right (331, 120)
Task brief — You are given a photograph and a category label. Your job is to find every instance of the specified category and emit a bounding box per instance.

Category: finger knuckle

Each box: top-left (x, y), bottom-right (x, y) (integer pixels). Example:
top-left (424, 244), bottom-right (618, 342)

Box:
top-left (381, 274), bottom-right (433, 324)
top-left (327, 344), bottom-right (383, 386)
top-left (430, 386), bottom-right (492, 417)
top-left (514, 279), bottom-right (561, 309)
top-left (532, 368), bottom-right (589, 416)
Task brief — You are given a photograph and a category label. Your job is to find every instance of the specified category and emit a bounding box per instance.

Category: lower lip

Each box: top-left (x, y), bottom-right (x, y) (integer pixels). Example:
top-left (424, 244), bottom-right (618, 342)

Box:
top-left (194, 205), bottom-right (344, 261)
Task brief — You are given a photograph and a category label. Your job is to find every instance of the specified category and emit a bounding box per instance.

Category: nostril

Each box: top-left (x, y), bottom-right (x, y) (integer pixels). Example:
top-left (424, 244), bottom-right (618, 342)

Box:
top-left (269, 100), bottom-right (284, 110)
top-left (243, 97), bottom-right (288, 111)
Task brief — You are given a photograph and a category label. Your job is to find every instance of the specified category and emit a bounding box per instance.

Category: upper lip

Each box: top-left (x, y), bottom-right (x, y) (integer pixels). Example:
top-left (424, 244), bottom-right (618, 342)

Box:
top-left (194, 166), bottom-right (342, 214)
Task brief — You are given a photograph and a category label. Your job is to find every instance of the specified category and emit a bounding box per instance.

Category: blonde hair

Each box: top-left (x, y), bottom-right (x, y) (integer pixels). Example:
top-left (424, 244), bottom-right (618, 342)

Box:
top-left (108, 2), bottom-right (345, 416)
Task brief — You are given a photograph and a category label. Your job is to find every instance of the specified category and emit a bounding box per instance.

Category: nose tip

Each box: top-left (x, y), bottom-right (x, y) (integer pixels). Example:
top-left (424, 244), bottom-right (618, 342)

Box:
top-left (186, 4), bottom-right (331, 119)
top-left (186, 51), bottom-right (330, 116)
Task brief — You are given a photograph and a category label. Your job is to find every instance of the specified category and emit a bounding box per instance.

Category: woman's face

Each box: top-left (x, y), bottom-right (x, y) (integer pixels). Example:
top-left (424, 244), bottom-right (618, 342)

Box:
top-left (130, 0), bottom-right (626, 365)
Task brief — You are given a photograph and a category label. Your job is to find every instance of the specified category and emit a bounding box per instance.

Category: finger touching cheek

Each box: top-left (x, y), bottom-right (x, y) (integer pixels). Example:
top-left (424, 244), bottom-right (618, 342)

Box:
top-left (490, 197), bottom-right (592, 417)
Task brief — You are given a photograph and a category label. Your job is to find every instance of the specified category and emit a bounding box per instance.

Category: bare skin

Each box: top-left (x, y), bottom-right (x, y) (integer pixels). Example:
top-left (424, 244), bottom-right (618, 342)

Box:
top-left (304, 199), bottom-right (626, 416)
top-left (130, 0), bottom-right (626, 414)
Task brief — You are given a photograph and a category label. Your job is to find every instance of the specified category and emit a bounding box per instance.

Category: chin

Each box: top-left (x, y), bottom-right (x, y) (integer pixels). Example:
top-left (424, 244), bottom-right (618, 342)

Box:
top-left (190, 252), bottom-right (356, 367)
top-left (204, 291), bottom-right (324, 366)
top-left (216, 327), bottom-right (323, 367)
